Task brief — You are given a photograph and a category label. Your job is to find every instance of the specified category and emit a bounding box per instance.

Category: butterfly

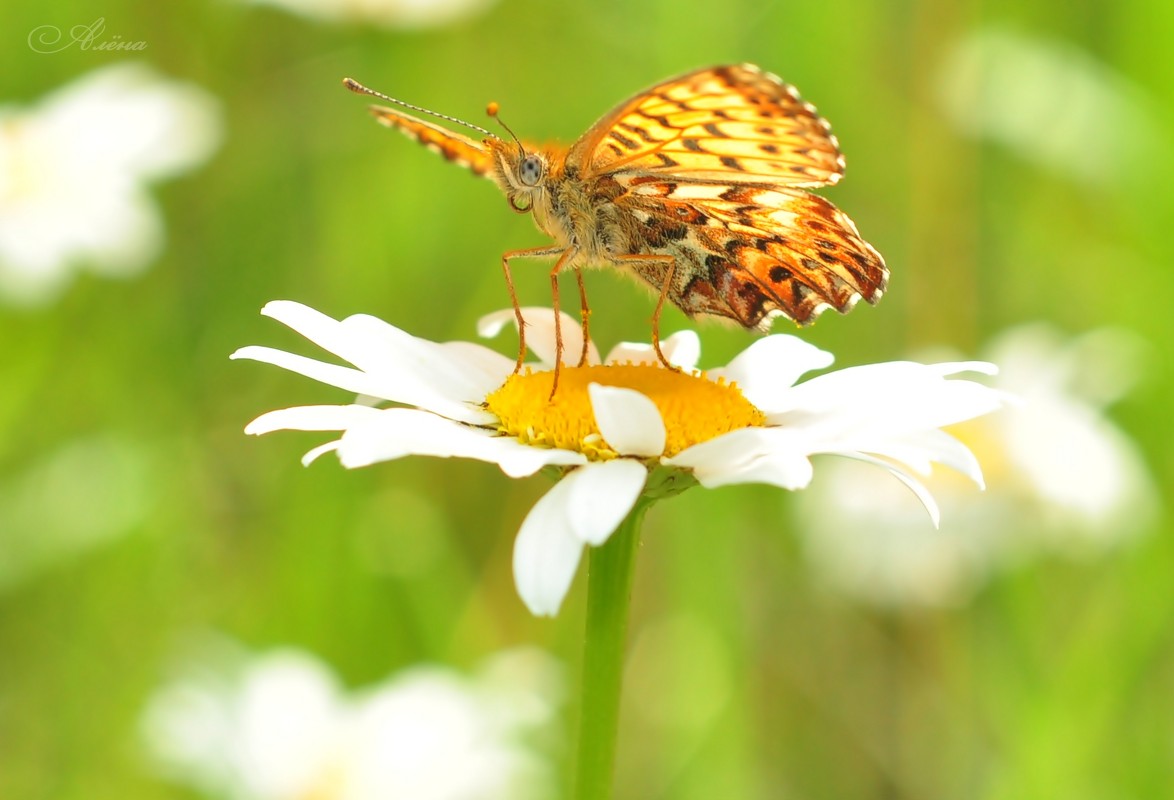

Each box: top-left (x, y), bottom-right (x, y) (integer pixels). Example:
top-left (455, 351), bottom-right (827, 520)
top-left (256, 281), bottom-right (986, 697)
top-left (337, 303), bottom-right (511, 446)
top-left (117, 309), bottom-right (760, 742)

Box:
top-left (344, 64), bottom-right (887, 383)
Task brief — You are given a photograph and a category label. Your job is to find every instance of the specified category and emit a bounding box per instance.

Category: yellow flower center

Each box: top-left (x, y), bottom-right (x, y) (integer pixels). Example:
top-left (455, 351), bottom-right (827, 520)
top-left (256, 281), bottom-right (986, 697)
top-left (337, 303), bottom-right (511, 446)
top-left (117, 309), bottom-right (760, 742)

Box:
top-left (485, 364), bottom-right (765, 459)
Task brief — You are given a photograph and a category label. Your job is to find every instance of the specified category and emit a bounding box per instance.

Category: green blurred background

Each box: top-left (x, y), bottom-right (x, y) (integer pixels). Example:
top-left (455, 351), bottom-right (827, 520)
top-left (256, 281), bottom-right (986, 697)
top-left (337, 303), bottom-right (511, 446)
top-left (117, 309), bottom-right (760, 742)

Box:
top-left (2, 0), bottom-right (1172, 797)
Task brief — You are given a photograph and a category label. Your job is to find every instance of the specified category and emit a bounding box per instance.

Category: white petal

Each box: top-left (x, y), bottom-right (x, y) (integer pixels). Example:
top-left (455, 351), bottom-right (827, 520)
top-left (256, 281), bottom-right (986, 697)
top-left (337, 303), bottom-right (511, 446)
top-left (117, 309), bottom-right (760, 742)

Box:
top-left (478, 306), bottom-right (599, 366)
top-left (244, 404), bottom-right (384, 435)
top-left (334, 313), bottom-right (507, 421)
top-left (603, 330), bottom-right (701, 370)
top-left (439, 340), bottom-right (516, 378)
top-left (768, 362), bottom-right (1005, 434)
top-left (477, 308), bottom-right (522, 338)
top-left (242, 303), bottom-right (498, 424)
top-left (565, 460), bottom-right (647, 545)
top-left (588, 384), bottom-right (666, 457)
top-left (342, 312), bottom-right (510, 400)
top-left (666, 427), bottom-right (768, 473)
top-left (513, 477), bottom-right (587, 617)
top-left (711, 335), bottom-right (835, 411)
top-left (928, 360), bottom-right (999, 378)
top-left (336, 408), bottom-right (585, 476)
top-left (669, 357), bottom-right (1002, 496)
top-left (662, 330), bottom-right (702, 370)
top-left (601, 341), bottom-right (649, 365)
top-left (836, 453), bottom-right (943, 527)
top-left (259, 300), bottom-right (354, 352)
top-left (698, 451), bottom-right (815, 490)
top-left (477, 438), bottom-right (588, 478)
top-left (302, 440), bottom-right (341, 466)
top-left (850, 429), bottom-right (985, 488)
top-left (513, 460), bottom-right (646, 615)
top-left (231, 346), bottom-right (400, 403)
top-left (667, 427), bottom-right (814, 490)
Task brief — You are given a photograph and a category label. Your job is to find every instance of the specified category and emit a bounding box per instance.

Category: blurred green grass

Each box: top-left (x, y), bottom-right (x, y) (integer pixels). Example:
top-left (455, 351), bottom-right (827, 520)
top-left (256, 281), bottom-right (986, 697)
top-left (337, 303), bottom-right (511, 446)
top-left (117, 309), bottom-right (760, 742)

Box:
top-left (1, 1), bottom-right (1172, 798)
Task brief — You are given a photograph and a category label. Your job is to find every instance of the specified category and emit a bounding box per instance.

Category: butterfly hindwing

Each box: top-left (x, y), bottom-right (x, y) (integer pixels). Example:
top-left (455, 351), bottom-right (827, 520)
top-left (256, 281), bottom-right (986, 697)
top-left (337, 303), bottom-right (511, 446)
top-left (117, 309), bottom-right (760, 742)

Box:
top-left (618, 180), bottom-right (887, 328)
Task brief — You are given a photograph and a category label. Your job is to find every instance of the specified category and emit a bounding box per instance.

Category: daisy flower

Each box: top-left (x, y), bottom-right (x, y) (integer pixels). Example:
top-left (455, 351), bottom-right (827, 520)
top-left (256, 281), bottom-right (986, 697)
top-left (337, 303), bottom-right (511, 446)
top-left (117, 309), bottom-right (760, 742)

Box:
top-left (794, 324), bottom-right (1159, 607)
top-left (0, 63), bottom-right (221, 305)
top-left (232, 301), bottom-right (1006, 617)
top-left (141, 641), bottom-right (561, 800)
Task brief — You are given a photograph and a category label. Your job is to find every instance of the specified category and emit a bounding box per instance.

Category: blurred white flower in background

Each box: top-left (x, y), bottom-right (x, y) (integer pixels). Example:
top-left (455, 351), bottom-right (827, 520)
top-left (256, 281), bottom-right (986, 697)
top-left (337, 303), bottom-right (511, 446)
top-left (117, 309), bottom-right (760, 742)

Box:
top-left (0, 63), bottom-right (221, 305)
top-left (0, 433), bottom-right (153, 591)
top-left (142, 642), bottom-right (562, 800)
top-left (794, 325), bottom-right (1159, 608)
top-left (243, 0), bottom-right (498, 29)
top-left (938, 27), bottom-right (1165, 185)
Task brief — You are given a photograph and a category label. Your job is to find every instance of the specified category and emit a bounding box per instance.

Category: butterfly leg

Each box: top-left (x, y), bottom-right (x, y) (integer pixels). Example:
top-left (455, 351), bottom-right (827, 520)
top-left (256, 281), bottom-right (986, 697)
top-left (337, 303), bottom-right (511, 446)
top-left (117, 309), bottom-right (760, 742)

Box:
top-left (501, 245), bottom-right (564, 373)
top-left (548, 248), bottom-right (578, 398)
top-left (575, 268), bottom-right (591, 367)
top-left (613, 254), bottom-right (679, 370)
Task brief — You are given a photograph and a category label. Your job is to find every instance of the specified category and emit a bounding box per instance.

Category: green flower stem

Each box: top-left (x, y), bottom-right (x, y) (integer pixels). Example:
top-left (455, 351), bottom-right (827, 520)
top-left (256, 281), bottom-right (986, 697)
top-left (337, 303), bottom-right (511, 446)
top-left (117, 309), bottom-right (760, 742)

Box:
top-left (571, 499), bottom-right (650, 800)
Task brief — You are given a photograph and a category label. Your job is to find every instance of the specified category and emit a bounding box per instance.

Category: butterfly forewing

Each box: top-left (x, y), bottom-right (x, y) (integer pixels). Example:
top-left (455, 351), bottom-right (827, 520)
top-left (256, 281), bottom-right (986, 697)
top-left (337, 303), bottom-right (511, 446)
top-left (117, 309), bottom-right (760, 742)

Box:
top-left (570, 64), bottom-right (845, 188)
top-left (572, 64), bottom-right (887, 328)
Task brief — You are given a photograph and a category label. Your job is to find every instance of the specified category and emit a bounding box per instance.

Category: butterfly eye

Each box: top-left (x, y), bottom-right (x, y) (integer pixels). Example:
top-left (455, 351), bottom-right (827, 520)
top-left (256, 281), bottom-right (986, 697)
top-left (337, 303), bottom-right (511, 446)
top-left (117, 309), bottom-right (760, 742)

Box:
top-left (518, 155), bottom-right (544, 187)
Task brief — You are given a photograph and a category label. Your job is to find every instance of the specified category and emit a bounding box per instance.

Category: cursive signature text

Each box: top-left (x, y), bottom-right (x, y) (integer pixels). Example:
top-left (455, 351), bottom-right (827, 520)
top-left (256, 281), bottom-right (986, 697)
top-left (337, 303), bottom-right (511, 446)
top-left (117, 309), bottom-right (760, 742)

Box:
top-left (28, 18), bottom-right (147, 54)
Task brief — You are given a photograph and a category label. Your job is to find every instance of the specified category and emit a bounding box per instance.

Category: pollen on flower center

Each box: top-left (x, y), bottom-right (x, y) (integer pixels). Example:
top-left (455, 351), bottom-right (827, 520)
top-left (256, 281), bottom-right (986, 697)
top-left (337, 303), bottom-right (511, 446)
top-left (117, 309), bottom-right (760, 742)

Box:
top-left (485, 364), bottom-right (765, 459)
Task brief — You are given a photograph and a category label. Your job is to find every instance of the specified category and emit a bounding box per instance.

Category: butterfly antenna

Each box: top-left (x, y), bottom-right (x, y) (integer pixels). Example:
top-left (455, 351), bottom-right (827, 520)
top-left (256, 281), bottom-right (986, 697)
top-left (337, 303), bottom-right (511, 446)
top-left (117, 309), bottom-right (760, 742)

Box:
top-left (342, 78), bottom-right (495, 139)
top-left (486, 102), bottom-right (526, 159)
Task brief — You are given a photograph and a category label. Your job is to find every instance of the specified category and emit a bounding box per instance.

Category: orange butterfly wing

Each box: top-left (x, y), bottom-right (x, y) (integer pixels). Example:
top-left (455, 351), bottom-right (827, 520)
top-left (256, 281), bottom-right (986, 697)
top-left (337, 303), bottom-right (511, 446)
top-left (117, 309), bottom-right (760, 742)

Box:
top-left (567, 64), bottom-right (844, 187)
top-left (567, 64), bottom-right (887, 328)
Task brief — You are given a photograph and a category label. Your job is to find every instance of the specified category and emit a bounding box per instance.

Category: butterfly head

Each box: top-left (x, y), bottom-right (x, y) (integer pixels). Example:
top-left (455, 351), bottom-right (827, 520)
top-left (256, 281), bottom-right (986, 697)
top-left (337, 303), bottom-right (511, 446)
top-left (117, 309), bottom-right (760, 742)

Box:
top-left (485, 139), bottom-right (550, 213)
top-left (484, 103), bottom-right (548, 213)
top-left (342, 79), bottom-right (553, 216)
